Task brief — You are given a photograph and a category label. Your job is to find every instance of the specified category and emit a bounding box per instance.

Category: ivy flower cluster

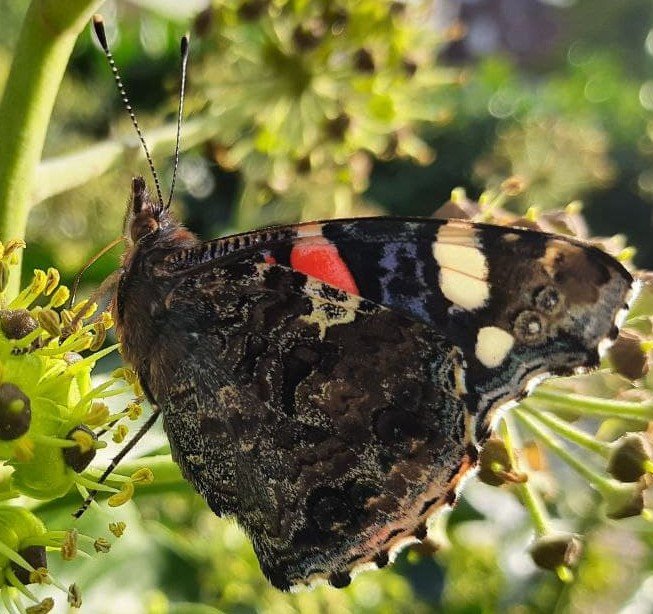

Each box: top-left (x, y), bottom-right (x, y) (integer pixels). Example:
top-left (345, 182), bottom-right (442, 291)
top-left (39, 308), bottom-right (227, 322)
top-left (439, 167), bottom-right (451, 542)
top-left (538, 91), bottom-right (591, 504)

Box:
top-left (197, 0), bottom-right (462, 226)
top-left (0, 241), bottom-right (148, 612)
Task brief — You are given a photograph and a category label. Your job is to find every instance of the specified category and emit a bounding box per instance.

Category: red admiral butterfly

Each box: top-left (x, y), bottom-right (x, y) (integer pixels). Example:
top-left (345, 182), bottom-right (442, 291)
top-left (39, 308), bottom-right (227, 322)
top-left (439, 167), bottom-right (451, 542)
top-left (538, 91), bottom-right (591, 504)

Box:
top-left (88, 16), bottom-right (638, 591)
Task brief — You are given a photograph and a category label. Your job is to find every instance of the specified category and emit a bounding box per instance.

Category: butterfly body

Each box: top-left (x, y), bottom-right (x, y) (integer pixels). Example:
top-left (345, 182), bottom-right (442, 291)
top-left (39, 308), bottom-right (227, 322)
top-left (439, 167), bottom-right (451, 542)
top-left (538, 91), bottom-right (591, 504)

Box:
top-left (115, 177), bottom-right (636, 590)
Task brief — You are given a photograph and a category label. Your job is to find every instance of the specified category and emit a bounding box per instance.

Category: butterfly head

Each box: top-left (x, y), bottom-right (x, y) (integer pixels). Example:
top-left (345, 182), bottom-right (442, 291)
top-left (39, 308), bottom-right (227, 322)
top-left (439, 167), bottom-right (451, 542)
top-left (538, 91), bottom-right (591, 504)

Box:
top-left (124, 177), bottom-right (198, 251)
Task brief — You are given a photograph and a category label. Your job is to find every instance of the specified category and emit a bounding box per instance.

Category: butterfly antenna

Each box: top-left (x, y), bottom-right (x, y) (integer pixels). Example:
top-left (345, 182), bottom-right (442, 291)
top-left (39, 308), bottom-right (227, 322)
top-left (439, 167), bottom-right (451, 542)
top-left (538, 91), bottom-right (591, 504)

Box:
top-left (166, 33), bottom-right (190, 210)
top-left (72, 407), bottom-right (162, 519)
top-left (92, 14), bottom-right (165, 210)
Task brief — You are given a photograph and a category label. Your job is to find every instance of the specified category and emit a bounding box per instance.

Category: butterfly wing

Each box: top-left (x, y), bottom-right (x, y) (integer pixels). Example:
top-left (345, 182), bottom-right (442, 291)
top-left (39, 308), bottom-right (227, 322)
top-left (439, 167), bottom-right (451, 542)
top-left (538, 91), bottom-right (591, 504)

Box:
top-left (118, 217), bottom-right (637, 590)
top-left (162, 217), bottom-right (637, 437)
top-left (140, 255), bottom-right (474, 590)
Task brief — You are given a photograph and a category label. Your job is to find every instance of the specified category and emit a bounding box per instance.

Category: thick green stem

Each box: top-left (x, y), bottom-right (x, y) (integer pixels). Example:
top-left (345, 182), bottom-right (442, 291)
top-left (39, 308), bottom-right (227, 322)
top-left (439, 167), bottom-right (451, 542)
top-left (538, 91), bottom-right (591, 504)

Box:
top-left (0, 0), bottom-right (102, 298)
top-left (531, 388), bottom-right (653, 421)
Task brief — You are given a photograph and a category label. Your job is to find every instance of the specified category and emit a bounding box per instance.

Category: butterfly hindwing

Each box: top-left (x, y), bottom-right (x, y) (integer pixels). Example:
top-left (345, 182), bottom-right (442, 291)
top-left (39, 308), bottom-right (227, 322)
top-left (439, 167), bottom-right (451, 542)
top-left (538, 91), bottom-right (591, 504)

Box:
top-left (145, 254), bottom-right (473, 589)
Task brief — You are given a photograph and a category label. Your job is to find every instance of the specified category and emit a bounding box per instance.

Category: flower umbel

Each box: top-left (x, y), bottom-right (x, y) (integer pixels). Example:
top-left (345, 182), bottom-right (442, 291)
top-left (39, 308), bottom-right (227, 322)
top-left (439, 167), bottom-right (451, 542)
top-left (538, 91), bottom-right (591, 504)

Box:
top-left (0, 241), bottom-right (142, 609)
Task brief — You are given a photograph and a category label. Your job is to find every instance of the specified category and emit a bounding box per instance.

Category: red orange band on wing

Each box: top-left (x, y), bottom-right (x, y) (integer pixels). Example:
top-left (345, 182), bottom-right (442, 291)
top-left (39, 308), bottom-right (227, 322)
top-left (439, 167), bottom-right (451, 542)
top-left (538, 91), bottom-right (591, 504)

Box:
top-left (290, 240), bottom-right (359, 295)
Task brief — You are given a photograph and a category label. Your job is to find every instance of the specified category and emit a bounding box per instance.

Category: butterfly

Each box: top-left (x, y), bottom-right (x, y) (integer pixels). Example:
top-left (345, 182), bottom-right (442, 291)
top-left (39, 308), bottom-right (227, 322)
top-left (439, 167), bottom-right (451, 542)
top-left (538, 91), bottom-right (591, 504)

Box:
top-left (110, 176), bottom-right (636, 590)
top-left (87, 14), bottom-right (637, 591)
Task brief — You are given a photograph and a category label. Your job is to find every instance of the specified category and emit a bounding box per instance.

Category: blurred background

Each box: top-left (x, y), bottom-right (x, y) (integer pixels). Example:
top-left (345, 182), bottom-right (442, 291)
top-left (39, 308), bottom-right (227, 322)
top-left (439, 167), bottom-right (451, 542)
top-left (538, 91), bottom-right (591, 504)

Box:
top-left (1, 0), bottom-right (653, 612)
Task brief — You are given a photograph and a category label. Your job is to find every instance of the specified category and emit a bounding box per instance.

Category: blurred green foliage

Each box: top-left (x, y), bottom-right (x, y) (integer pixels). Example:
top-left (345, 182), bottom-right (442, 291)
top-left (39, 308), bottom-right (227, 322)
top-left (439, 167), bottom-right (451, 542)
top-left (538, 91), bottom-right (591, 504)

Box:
top-left (0, 0), bottom-right (652, 612)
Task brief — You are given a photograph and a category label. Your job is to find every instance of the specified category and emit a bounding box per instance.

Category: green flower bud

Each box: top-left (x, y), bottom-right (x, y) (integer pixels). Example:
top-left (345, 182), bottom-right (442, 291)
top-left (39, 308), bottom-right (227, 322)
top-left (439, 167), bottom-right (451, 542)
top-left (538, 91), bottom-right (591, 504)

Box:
top-left (530, 533), bottom-right (582, 571)
top-left (324, 113), bottom-right (350, 141)
top-left (608, 433), bottom-right (652, 482)
top-left (604, 481), bottom-right (645, 519)
top-left (608, 330), bottom-right (649, 380)
top-left (0, 382), bottom-right (31, 440)
top-left (237, 0), bottom-right (268, 21)
top-left (292, 20), bottom-right (326, 52)
top-left (478, 438), bottom-right (527, 486)
top-left (62, 425), bottom-right (98, 473)
top-left (353, 48), bottom-right (375, 73)
top-left (0, 309), bottom-right (38, 340)
top-left (11, 545), bottom-right (47, 585)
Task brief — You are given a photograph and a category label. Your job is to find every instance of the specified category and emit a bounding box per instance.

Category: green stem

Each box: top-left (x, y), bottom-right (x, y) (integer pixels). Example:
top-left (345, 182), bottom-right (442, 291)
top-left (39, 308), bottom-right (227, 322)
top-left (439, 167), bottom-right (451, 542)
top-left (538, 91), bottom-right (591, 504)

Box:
top-left (499, 417), bottom-right (549, 536)
top-left (531, 388), bottom-right (653, 421)
top-left (0, 0), bottom-right (102, 298)
top-left (515, 409), bottom-right (617, 495)
top-left (520, 402), bottom-right (611, 458)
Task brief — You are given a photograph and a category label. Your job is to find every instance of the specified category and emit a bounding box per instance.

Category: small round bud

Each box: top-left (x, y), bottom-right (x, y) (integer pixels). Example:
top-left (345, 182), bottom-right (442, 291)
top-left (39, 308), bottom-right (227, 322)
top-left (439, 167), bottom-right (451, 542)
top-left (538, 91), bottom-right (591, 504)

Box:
top-left (292, 20), bottom-right (326, 52)
top-left (11, 545), bottom-right (47, 584)
top-left (237, 0), bottom-right (269, 21)
top-left (608, 433), bottom-right (653, 482)
top-left (353, 48), bottom-right (375, 73)
top-left (324, 113), bottom-right (350, 141)
top-left (478, 438), bottom-right (526, 486)
top-left (0, 382), bottom-right (31, 440)
top-left (0, 309), bottom-right (38, 340)
top-left (608, 330), bottom-right (649, 380)
top-left (62, 425), bottom-right (98, 473)
top-left (529, 533), bottom-right (582, 571)
top-left (605, 482), bottom-right (645, 519)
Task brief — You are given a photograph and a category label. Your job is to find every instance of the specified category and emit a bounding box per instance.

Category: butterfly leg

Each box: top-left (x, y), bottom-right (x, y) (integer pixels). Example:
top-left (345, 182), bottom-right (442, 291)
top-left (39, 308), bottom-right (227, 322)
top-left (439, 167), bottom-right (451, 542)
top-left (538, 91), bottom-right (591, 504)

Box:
top-left (72, 406), bottom-right (161, 519)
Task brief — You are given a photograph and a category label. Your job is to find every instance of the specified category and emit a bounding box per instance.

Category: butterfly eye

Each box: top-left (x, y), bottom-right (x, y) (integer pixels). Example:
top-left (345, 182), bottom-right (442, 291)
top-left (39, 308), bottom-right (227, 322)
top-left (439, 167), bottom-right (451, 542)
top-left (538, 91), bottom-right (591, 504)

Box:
top-left (513, 310), bottom-right (547, 344)
top-left (130, 217), bottom-right (159, 242)
top-left (534, 286), bottom-right (562, 314)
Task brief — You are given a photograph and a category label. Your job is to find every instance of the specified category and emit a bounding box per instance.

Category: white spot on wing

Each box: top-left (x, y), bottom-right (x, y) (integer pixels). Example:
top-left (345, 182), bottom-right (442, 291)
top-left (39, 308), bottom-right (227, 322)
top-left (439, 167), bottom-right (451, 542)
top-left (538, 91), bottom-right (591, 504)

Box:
top-left (475, 326), bottom-right (515, 368)
top-left (439, 271), bottom-right (490, 310)
top-left (433, 222), bottom-right (490, 311)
